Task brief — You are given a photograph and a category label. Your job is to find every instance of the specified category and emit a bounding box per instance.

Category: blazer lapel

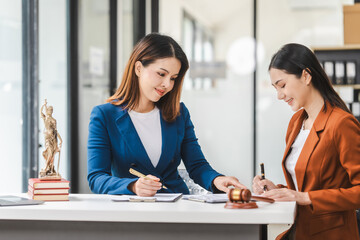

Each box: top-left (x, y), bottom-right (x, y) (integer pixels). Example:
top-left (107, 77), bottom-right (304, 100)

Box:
top-left (155, 113), bottom-right (178, 174)
top-left (115, 109), bottom-right (156, 172)
top-left (295, 104), bottom-right (334, 191)
top-left (282, 110), bottom-right (306, 190)
top-left (295, 129), bottom-right (319, 191)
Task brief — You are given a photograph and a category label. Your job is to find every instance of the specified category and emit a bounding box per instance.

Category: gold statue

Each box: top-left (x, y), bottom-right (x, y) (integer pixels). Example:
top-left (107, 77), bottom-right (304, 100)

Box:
top-left (39, 99), bottom-right (62, 180)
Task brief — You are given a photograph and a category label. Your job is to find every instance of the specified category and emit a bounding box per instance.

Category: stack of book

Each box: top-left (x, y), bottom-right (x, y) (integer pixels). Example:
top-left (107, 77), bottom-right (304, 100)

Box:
top-left (28, 178), bottom-right (70, 201)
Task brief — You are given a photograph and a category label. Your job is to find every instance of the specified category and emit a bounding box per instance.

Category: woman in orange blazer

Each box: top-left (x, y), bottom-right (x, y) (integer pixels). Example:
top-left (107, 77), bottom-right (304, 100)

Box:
top-left (252, 43), bottom-right (360, 240)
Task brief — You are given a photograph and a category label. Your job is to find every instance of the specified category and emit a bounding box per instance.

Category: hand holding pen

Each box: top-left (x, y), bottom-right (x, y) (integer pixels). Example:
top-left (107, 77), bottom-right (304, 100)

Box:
top-left (129, 168), bottom-right (167, 197)
top-left (252, 163), bottom-right (277, 194)
top-left (260, 163), bottom-right (268, 191)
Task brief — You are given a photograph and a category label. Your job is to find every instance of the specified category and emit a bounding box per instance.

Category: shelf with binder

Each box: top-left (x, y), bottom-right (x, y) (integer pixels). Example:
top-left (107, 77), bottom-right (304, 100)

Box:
top-left (314, 46), bottom-right (360, 86)
top-left (313, 46), bottom-right (360, 121)
top-left (332, 84), bottom-right (360, 89)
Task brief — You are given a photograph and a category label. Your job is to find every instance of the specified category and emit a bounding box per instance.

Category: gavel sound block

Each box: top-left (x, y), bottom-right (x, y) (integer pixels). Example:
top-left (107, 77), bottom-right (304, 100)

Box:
top-left (224, 189), bottom-right (275, 209)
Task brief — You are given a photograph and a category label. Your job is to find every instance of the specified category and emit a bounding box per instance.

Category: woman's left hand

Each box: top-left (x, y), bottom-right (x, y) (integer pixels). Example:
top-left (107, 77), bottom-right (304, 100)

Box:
top-left (262, 188), bottom-right (312, 205)
top-left (213, 176), bottom-right (247, 193)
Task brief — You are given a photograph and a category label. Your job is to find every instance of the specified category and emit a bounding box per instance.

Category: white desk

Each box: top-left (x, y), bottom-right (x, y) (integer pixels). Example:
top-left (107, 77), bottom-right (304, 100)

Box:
top-left (0, 194), bottom-right (296, 240)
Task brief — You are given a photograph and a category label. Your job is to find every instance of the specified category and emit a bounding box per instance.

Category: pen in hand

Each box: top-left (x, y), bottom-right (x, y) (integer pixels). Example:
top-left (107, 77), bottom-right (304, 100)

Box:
top-left (260, 163), bottom-right (268, 191)
top-left (129, 168), bottom-right (167, 189)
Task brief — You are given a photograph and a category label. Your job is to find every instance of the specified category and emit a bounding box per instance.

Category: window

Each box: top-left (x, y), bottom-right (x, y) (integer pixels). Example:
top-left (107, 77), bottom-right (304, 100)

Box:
top-left (0, 0), bottom-right (22, 193)
top-left (38, 0), bottom-right (68, 180)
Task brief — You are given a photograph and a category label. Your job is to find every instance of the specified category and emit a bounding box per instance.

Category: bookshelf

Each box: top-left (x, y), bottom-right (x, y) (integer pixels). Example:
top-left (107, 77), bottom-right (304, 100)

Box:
top-left (313, 46), bottom-right (360, 121)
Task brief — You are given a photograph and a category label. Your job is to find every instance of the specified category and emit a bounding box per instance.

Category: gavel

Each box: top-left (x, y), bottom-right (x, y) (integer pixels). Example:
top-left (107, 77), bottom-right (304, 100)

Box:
top-left (225, 188), bottom-right (274, 209)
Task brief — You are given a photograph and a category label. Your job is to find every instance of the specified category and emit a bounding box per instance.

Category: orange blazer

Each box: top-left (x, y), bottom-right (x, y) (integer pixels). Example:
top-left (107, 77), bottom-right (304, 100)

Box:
top-left (277, 104), bottom-right (360, 240)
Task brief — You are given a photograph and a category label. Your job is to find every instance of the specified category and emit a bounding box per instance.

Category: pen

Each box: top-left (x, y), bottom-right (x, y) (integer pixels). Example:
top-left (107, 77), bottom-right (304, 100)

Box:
top-left (260, 163), bottom-right (268, 191)
top-left (129, 168), bottom-right (167, 189)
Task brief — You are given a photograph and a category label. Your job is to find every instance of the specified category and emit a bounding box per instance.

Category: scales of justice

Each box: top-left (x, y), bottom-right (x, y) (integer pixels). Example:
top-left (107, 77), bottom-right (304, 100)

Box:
top-left (39, 99), bottom-right (63, 180)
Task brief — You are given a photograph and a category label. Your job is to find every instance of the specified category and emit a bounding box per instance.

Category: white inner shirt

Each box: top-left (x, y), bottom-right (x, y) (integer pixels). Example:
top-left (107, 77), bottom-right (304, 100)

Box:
top-left (285, 126), bottom-right (310, 191)
top-left (128, 106), bottom-right (162, 168)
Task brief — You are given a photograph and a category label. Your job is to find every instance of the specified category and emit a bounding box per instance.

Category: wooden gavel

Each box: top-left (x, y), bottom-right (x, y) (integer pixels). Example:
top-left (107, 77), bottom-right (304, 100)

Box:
top-left (225, 188), bottom-right (274, 209)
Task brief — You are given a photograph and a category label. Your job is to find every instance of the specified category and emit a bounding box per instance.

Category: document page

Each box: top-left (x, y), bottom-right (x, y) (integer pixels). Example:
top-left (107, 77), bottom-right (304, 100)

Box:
top-left (112, 193), bottom-right (183, 202)
top-left (182, 193), bottom-right (228, 203)
top-left (182, 193), bottom-right (270, 203)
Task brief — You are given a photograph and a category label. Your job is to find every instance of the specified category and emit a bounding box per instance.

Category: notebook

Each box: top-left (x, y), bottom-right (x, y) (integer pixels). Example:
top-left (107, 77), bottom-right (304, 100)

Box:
top-left (112, 193), bottom-right (183, 202)
top-left (0, 195), bottom-right (44, 206)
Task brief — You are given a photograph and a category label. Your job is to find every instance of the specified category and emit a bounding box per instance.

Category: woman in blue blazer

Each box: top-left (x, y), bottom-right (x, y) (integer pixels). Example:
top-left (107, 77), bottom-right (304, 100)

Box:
top-left (87, 33), bottom-right (245, 196)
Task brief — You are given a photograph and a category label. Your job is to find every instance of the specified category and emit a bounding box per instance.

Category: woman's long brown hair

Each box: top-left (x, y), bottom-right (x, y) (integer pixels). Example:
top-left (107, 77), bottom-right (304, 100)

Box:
top-left (107, 33), bottom-right (189, 122)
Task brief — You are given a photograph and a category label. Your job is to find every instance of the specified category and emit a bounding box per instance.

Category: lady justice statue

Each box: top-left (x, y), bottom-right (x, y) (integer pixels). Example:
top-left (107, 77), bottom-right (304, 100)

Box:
top-left (39, 99), bottom-right (62, 180)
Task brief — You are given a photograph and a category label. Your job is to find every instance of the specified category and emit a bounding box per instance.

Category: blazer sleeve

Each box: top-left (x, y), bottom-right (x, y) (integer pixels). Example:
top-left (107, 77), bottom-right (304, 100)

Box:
top-left (308, 115), bottom-right (360, 213)
top-left (179, 103), bottom-right (223, 192)
top-left (87, 106), bottom-right (136, 195)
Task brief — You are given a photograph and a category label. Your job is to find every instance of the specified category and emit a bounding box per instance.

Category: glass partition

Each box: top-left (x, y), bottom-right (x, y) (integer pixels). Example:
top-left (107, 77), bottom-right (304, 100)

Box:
top-left (0, 0), bottom-right (22, 193)
top-left (38, 0), bottom-right (68, 181)
top-left (257, 0), bottom-right (354, 184)
top-left (77, 0), bottom-right (134, 193)
top-left (160, 0), bottom-right (254, 187)
top-left (78, 0), bottom-right (111, 193)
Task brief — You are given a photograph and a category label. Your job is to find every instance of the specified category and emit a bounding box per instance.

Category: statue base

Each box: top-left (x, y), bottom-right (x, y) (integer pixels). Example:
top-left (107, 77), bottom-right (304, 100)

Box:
top-left (39, 170), bottom-right (61, 181)
top-left (224, 201), bottom-right (258, 209)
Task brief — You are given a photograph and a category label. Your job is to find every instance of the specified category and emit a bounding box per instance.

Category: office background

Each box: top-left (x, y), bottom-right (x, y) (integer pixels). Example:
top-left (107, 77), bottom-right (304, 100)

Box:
top-left (0, 0), bottom-right (357, 193)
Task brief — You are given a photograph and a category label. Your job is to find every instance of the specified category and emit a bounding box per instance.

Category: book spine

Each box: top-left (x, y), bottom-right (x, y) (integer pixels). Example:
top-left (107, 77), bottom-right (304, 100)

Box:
top-left (30, 193), bottom-right (69, 196)
top-left (28, 187), bottom-right (68, 194)
top-left (28, 192), bottom-right (69, 201)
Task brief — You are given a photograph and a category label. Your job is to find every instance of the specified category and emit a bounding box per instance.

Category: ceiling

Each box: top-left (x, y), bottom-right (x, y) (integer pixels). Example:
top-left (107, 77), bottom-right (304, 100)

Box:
top-left (181, 0), bottom-right (252, 28)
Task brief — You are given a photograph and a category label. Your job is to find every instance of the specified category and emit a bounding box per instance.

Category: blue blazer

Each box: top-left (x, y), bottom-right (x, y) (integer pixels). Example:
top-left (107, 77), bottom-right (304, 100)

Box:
top-left (87, 102), bottom-right (222, 195)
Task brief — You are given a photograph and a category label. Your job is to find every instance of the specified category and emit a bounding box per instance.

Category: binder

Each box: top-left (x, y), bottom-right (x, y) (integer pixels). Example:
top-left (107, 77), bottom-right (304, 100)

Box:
top-left (335, 61), bottom-right (345, 84)
top-left (346, 61), bottom-right (356, 84)
top-left (324, 61), bottom-right (335, 84)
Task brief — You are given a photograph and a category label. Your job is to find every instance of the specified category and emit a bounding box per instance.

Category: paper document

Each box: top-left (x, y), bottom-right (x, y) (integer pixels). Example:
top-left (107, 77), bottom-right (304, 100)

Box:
top-left (182, 194), bottom-right (228, 203)
top-left (112, 193), bottom-right (182, 202)
top-left (182, 193), bottom-right (268, 203)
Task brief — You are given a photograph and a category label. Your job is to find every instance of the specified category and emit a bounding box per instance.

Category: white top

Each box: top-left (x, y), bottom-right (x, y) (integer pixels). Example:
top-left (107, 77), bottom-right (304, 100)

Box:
top-left (285, 126), bottom-right (310, 191)
top-left (128, 107), bottom-right (162, 167)
top-left (0, 194), bottom-right (296, 224)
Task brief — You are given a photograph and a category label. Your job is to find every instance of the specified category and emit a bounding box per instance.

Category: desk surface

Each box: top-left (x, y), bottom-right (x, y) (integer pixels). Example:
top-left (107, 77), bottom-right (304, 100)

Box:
top-left (0, 194), bottom-right (296, 224)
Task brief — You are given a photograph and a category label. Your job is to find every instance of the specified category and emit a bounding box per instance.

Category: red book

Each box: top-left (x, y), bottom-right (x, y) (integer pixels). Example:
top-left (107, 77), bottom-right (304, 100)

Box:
top-left (28, 178), bottom-right (70, 189)
top-left (27, 191), bottom-right (69, 201)
top-left (28, 185), bottom-right (69, 195)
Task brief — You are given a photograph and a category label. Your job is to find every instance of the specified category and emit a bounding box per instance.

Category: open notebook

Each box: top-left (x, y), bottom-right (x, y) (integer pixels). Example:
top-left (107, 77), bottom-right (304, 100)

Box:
top-left (112, 193), bottom-right (183, 202)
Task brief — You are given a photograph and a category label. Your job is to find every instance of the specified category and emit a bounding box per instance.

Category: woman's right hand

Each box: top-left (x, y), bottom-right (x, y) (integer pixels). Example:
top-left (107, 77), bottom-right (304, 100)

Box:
top-left (252, 175), bottom-right (278, 194)
top-left (130, 175), bottom-right (162, 197)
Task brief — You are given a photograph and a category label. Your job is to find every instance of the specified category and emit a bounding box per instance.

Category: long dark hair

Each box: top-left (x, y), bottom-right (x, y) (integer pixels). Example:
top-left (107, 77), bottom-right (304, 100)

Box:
top-left (269, 43), bottom-right (350, 113)
top-left (107, 33), bottom-right (189, 122)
